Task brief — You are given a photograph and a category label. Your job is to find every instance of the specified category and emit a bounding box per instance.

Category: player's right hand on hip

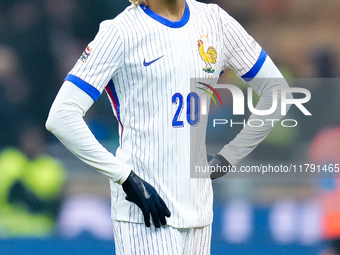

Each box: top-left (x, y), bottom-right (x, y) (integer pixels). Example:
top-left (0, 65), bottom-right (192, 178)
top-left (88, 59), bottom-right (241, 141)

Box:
top-left (122, 171), bottom-right (171, 228)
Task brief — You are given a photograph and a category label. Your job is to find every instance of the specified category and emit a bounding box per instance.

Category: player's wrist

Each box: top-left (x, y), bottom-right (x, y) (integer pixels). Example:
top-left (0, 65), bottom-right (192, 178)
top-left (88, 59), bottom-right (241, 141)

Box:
top-left (218, 147), bottom-right (237, 166)
top-left (209, 154), bottom-right (231, 180)
top-left (216, 154), bottom-right (230, 167)
top-left (122, 170), bottom-right (136, 184)
top-left (116, 167), bottom-right (132, 184)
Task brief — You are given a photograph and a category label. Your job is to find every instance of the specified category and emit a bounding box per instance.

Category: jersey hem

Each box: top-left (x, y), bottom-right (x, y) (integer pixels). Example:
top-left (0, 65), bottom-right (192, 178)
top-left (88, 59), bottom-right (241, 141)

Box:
top-left (111, 217), bottom-right (214, 229)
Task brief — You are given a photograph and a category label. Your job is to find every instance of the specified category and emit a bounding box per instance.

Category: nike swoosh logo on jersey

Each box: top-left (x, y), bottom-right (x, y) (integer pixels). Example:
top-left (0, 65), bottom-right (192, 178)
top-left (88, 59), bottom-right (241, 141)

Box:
top-left (143, 56), bottom-right (164, 67)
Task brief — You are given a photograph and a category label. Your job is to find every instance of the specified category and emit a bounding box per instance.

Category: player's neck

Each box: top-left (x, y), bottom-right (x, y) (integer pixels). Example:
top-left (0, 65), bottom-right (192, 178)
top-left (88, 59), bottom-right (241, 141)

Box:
top-left (146, 0), bottom-right (186, 22)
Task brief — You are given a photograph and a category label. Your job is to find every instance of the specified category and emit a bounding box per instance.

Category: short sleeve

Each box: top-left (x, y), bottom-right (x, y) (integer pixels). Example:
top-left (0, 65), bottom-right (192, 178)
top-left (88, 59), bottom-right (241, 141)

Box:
top-left (219, 7), bottom-right (267, 81)
top-left (65, 21), bottom-right (123, 101)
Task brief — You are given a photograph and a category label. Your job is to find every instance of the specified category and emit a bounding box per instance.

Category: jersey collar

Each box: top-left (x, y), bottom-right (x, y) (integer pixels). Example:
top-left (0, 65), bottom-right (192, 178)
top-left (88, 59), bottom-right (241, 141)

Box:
top-left (140, 1), bottom-right (190, 28)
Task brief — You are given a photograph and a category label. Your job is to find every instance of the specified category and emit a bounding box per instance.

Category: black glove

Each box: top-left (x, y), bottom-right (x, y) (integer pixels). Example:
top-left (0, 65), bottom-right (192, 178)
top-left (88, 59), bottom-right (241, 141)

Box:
top-left (209, 154), bottom-right (231, 180)
top-left (122, 171), bottom-right (171, 228)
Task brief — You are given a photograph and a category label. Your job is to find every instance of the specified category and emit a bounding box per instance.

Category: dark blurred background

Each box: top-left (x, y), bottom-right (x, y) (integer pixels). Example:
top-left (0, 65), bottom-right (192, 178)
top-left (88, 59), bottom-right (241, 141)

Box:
top-left (1, 0), bottom-right (340, 254)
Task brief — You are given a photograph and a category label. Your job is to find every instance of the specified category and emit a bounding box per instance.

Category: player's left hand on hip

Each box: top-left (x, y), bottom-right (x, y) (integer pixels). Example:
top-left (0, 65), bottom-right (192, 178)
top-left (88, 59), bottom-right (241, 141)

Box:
top-left (122, 171), bottom-right (171, 228)
top-left (209, 154), bottom-right (231, 180)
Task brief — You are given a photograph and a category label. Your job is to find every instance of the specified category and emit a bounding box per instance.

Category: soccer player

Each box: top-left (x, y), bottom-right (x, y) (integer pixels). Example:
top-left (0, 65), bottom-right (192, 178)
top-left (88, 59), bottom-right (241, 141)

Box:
top-left (46, 0), bottom-right (291, 253)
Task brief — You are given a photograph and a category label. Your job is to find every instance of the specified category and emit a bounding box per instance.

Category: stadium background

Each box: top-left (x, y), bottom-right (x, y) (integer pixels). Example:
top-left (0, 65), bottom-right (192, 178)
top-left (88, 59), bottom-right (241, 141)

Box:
top-left (1, 0), bottom-right (340, 254)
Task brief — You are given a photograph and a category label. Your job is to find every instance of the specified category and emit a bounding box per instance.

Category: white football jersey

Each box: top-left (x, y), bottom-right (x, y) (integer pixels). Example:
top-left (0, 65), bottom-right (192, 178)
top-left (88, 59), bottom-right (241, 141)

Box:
top-left (66, 0), bottom-right (266, 228)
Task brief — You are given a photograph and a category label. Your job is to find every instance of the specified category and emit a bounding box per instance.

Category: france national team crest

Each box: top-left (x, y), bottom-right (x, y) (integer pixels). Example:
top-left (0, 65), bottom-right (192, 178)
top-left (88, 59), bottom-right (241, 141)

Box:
top-left (80, 46), bottom-right (92, 63)
top-left (197, 35), bottom-right (217, 74)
